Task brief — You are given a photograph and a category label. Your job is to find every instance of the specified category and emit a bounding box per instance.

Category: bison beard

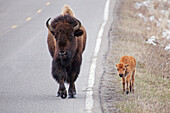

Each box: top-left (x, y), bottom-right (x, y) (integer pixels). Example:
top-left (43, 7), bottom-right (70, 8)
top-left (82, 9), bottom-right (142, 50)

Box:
top-left (46, 6), bottom-right (86, 99)
top-left (58, 52), bottom-right (72, 67)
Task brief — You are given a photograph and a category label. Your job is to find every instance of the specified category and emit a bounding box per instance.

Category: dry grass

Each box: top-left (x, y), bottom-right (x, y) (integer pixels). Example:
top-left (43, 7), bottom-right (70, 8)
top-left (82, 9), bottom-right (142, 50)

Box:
top-left (107, 0), bottom-right (170, 112)
top-left (110, 32), bottom-right (170, 113)
top-left (111, 0), bottom-right (170, 77)
top-left (139, 0), bottom-right (170, 55)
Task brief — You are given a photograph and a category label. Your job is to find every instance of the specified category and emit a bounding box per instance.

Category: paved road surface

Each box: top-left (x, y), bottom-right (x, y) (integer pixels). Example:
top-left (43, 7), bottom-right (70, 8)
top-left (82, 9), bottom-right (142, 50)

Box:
top-left (0, 0), bottom-right (106, 112)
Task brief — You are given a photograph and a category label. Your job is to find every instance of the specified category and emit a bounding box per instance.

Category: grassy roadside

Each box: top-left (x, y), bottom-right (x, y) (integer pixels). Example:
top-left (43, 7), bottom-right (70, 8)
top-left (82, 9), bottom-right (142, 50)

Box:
top-left (101, 0), bottom-right (170, 112)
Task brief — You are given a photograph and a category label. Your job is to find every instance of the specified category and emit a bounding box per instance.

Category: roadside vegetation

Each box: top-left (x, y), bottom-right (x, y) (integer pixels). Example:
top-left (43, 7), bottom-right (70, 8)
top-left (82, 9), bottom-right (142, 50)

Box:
top-left (100, 0), bottom-right (170, 112)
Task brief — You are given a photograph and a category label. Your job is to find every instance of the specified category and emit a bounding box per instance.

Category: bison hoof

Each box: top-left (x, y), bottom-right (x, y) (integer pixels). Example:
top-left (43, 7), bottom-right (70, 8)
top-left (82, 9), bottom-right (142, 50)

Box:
top-left (61, 93), bottom-right (67, 99)
top-left (68, 90), bottom-right (76, 98)
top-left (68, 94), bottom-right (75, 98)
top-left (126, 91), bottom-right (129, 94)
top-left (57, 90), bottom-right (67, 99)
top-left (68, 92), bottom-right (76, 98)
top-left (61, 91), bottom-right (67, 99)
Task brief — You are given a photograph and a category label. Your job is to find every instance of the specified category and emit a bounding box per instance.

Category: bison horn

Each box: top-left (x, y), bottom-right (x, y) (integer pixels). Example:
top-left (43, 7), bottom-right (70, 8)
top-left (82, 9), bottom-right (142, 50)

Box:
top-left (46, 18), bottom-right (55, 33)
top-left (74, 19), bottom-right (81, 31)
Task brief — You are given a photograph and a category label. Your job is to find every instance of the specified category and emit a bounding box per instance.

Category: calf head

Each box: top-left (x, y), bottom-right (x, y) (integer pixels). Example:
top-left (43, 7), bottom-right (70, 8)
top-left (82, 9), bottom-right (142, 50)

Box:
top-left (115, 62), bottom-right (129, 77)
top-left (46, 15), bottom-right (83, 66)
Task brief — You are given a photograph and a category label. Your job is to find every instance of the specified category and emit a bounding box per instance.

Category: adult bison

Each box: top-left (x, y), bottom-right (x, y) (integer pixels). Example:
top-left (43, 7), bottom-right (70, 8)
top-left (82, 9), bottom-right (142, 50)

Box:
top-left (46, 5), bottom-right (86, 99)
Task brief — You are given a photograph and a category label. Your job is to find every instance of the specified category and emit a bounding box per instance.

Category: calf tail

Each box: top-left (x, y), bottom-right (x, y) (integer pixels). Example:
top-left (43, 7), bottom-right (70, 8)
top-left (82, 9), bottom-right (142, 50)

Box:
top-left (62, 5), bottom-right (75, 17)
top-left (133, 58), bottom-right (136, 66)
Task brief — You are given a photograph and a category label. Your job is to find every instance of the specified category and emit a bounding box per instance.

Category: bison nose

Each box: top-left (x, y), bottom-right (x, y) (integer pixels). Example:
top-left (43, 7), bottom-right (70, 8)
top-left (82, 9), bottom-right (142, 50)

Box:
top-left (119, 74), bottom-right (123, 77)
top-left (58, 51), bottom-right (68, 56)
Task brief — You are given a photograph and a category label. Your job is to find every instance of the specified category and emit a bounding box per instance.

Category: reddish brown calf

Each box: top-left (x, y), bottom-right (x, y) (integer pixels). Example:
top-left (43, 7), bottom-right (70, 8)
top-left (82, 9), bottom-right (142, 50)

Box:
top-left (115, 55), bottom-right (136, 94)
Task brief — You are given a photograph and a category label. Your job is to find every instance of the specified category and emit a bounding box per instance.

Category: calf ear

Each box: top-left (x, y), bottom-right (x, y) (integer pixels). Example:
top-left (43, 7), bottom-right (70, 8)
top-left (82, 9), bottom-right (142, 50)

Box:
top-left (74, 29), bottom-right (84, 37)
top-left (115, 64), bottom-right (118, 68)
top-left (125, 64), bottom-right (129, 68)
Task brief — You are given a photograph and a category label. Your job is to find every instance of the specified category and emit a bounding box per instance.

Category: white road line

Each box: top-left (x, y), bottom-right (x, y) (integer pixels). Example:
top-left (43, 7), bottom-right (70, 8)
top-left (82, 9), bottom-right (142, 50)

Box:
top-left (26, 17), bottom-right (32, 21)
top-left (46, 2), bottom-right (50, 6)
top-left (85, 0), bottom-right (110, 112)
top-left (37, 9), bottom-right (42, 13)
top-left (11, 25), bottom-right (18, 29)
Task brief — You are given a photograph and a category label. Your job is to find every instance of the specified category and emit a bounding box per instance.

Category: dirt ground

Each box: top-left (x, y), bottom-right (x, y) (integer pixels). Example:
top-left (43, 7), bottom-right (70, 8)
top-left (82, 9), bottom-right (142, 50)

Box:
top-left (99, 0), bottom-right (170, 113)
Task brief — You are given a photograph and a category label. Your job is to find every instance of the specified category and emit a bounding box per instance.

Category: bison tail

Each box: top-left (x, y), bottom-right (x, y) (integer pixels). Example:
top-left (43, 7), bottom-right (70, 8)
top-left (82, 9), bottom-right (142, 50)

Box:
top-left (62, 5), bottom-right (75, 17)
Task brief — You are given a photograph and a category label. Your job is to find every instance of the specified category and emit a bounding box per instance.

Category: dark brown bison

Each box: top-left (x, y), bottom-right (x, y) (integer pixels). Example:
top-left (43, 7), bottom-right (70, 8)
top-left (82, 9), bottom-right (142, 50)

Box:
top-left (46, 5), bottom-right (86, 99)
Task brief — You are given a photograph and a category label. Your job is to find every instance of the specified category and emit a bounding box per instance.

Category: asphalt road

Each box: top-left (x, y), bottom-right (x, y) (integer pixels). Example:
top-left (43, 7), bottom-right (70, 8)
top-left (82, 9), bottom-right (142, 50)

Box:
top-left (0, 0), bottom-right (106, 113)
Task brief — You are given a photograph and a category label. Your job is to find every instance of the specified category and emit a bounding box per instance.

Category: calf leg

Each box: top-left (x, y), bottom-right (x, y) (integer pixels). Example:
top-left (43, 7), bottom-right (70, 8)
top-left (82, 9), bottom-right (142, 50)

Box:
top-left (126, 74), bottom-right (131, 94)
top-left (131, 69), bottom-right (135, 93)
top-left (130, 79), bottom-right (132, 92)
top-left (122, 77), bottom-right (125, 93)
top-left (126, 81), bottom-right (129, 94)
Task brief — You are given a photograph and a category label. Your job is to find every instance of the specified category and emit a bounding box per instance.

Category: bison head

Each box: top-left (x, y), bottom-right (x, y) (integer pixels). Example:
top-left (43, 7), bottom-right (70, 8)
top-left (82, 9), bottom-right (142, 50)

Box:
top-left (46, 15), bottom-right (83, 66)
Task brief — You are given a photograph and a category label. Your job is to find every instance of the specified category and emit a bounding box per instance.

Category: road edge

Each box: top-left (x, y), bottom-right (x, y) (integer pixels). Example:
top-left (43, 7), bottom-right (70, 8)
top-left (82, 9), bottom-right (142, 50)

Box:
top-left (92, 0), bottom-right (119, 113)
top-left (85, 0), bottom-right (110, 112)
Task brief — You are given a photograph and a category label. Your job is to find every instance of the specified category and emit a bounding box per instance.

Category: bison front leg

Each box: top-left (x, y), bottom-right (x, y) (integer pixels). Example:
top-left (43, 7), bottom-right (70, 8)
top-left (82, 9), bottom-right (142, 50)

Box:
top-left (52, 66), bottom-right (67, 99)
top-left (68, 59), bottom-right (81, 98)
top-left (68, 82), bottom-right (76, 98)
top-left (68, 72), bottom-right (78, 98)
top-left (57, 82), bottom-right (67, 99)
top-left (57, 71), bottom-right (67, 99)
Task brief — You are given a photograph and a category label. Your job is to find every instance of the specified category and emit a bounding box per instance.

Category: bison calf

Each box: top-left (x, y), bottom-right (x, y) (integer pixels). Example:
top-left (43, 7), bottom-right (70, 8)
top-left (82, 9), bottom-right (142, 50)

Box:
top-left (46, 5), bottom-right (86, 99)
top-left (115, 55), bottom-right (136, 94)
